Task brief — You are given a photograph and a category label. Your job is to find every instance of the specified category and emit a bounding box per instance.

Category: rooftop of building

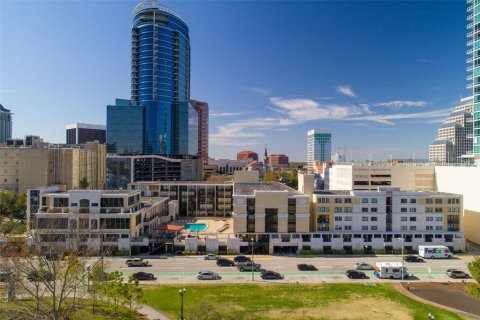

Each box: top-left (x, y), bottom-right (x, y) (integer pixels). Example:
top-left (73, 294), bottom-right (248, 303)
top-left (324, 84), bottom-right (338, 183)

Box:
top-left (440, 122), bottom-right (461, 129)
top-left (65, 123), bottom-right (106, 130)
top-left (0, 104), bottom-right (10, 113)
top-left (430, 139), bottom-right (453, 146)
top-left (448, 110), bottom-right (472, 118)
top-left (130, 181), bottom-right (234, 186)
top-left (234, 182), bottom-right (304, 196)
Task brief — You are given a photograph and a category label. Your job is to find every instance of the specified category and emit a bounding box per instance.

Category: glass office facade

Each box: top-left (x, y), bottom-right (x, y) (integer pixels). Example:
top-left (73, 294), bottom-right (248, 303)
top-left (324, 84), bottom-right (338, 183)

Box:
top-left (106, 99), bottom-right (144, 155)
top-left (188, 103), bottom-right (199, 156)
top-left (131, 1), bottom-right (190, 155)
top-left (468, 0), bottom-right (480, 153)
top-left (0, 104), bottom-right (12, 144)
top-left (307, 130), bottom-right (332, 167)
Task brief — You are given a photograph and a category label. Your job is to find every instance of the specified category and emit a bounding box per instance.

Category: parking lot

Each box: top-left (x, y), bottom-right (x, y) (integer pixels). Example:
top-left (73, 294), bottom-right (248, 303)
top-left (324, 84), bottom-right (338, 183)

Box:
top-left (103, 254), bottom-right (474, 284)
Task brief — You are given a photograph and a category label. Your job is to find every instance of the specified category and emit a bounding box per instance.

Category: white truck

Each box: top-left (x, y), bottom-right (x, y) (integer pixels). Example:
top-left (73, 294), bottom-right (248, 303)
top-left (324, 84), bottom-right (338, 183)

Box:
top-left (125, 258), bottom-right (150, 267)
top-left (418, 245), bottom-right (453, 259)
top-left (374, 262), bottom-right (409, 279)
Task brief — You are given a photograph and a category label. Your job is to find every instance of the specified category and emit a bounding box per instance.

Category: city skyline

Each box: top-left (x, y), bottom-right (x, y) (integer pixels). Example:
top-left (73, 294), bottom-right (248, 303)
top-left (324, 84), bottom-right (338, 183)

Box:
top-left (0, 0), bottom-right (470, 161)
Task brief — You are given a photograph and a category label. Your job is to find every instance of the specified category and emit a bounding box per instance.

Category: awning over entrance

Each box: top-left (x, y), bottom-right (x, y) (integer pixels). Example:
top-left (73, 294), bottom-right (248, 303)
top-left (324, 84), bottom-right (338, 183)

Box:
top-left (154, 224), bottom-right (184, 232)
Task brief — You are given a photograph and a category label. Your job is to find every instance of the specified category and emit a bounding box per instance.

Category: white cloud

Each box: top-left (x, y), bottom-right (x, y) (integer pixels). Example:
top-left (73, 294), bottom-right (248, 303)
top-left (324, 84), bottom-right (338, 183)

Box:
top-left (348, 108), bottom-right (451, 126)
top-left (373, 100), bottom-right (428, 108)
top-left (335, 85), bottom-right (356, 98)
top-left (240, 86), bottom-right (271, 96)
top-left (210, 112), bottom-right (248, 117)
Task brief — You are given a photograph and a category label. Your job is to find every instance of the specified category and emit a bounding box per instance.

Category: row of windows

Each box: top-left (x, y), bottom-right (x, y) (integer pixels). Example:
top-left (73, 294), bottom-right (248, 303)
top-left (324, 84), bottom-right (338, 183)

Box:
top-left (335, 225), bottom-right (379, 231)
top-left (335, 216), bottom-right (378, 222)
top-left (401, 226), bottom-right (443, 231)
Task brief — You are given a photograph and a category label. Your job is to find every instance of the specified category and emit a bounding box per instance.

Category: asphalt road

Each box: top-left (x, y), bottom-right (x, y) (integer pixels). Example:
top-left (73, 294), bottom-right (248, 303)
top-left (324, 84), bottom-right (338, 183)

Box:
top-left (102, 255), bottom-right (474, 284)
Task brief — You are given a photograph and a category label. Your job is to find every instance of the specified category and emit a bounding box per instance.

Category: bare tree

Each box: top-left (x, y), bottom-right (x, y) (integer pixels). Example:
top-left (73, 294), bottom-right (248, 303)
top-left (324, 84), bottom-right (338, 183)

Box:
top-left (0, 220), bottom-right (110, 320)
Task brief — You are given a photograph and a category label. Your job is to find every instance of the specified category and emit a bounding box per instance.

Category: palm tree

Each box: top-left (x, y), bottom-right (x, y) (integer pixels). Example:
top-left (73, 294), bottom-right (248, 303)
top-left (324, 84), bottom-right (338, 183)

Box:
top-left (79, 177), bottom-right (89, 189)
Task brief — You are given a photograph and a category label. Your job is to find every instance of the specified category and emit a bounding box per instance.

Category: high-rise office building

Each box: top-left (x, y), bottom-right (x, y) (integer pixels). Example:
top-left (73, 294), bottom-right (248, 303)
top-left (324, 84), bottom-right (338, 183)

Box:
top-left (429, 97), bottom-right (473, 163)
top-left (190, 99), bottom-right (209, 162)
top-left (188, 103), bottom-right (199, 156)
top-left (66, 123), bottom-right (106, 145)
top-left (467, 1), bottom-right (480, 154)
top-left (0, 104), bottom-right (12, 143)
top-left (307, 129), bottom-right (332, 167)
top-left (131, 1), bottom-right (191, 155)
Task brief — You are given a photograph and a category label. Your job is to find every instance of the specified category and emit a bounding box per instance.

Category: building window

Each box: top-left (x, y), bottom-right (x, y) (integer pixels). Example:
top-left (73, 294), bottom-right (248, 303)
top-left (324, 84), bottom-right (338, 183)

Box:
top-left (361, 208), bottom-right (368, 212)
top-left (371, 208), bottom-right (378, 213)
top-left (435, 208), bottom-right (443, 213)
top-left (409, 208), bottom-right (416, 213)
top-left (344, 207), bottom-right (352, 213)
top-left (344, 216), bottom-right (352, 221)
top-left (426, 217), bottom-right (433, 221)
top-left (371, 217), bottom-right (377, 222)
top-left (362, 198), bottom-right (368, 204)
top-left (436, 226), bottom-right (443, 231)
top-left (362, 226), bottom-right (368, 230)
top-left (371, 226), bottom-right (377, 231)
top-left (344, 198), bottom-right (352, 204)
top-left (409, 217), bottom-right (416, 221)
top-left (426, 199), bottom-right (433, 204)
top-left (400, 217), bottom-right (407, 221)
top-left (335, 225), bottom-right (342, 230)
top-left (435, 199), bottom-right (442, 204)
top-left (401, 198), bottom-right (407, 204)
top-left (334, 207), bottom-right (343, 213)
top-left (401, 226), bottom-right (407, 231)
top-left (371, 198), bottom-right (378, 204)
top-left (426, 226), bottom-right (433, 231)
top-left (410, 199), bottom-right (417, 204)
top-left (344, 225), bottom-right (352, 230)
top-left (426, 208), bottom-right (433, 213)
top-left (410, 226), bottom-right (416, 231)
top-left (401, 208), bottom-right (407, 212)
top-left (435, 216), bottom-right (443, 222)
top-left (335, 198), bottom-right (342, 204)
top-left (362, 216), bottom-right (368, 221)
top-left (334, 216), bottom-right (342, 221)
top-left (288, 213), bottom-right (296, 233)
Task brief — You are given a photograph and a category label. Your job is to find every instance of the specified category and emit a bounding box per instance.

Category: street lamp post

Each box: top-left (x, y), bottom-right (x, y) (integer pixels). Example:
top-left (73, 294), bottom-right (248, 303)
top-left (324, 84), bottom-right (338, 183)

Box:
top-left (251, 238), bottom-right (254, 282)
top-left (398, 236), bottom-right (405, 280)
top-left (179, 288), bottom-right (186, 320)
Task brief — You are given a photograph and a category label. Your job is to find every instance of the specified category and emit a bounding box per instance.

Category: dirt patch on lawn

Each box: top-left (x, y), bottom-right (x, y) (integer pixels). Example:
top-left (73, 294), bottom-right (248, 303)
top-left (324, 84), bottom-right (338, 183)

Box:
top-left (261, 297), bottom-right (412, 320)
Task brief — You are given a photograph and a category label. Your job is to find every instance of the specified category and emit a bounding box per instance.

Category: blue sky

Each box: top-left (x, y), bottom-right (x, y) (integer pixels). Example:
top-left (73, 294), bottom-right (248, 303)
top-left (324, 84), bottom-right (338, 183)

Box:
top-left (0, 0), bottom-right (469, 161)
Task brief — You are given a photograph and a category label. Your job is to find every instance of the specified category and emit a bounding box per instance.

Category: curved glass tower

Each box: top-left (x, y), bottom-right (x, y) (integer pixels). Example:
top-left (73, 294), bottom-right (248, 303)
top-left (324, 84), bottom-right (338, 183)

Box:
top-left (132, 1), bottom-right (190, 155)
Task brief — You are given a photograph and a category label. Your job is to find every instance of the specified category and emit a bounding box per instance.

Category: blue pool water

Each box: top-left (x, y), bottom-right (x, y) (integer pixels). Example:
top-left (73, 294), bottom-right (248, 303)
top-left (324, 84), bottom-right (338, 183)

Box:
top-left (184, 223), bottom-right (208, 232)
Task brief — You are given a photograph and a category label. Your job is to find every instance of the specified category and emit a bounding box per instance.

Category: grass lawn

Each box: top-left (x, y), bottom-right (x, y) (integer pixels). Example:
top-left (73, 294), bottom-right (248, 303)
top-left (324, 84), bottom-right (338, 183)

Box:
top-left (143, 283), bottom-right (464, 320)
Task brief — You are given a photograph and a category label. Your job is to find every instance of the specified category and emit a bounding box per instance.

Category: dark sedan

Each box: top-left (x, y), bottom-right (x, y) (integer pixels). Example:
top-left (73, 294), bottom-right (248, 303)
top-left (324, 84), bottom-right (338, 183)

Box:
top-left (446, 269), bottom-right (470, 279)
top-left (233, 255), bottom-right (251, 263)
top-left (132, 272), bottom-right (155, 281)
top-left (346, 270), bottom-right (368, 279)
top-left (261, 271), bottom-right (284, 280)
top-left (297, 264), bottom-right (318, 271)
top-left (403, 255), bottom-right (424, 263)
top-left (27, 271), bottom-right (54, 282)
top-left (217, 258), bottom-right (235, 266)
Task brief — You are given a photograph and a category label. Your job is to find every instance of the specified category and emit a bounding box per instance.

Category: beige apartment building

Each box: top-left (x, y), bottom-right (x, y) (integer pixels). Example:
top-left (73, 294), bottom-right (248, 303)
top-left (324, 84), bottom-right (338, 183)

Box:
top-left (0, 143), bottom-right (105, 193)
top-left (325, 163), bottom-right (435, 191)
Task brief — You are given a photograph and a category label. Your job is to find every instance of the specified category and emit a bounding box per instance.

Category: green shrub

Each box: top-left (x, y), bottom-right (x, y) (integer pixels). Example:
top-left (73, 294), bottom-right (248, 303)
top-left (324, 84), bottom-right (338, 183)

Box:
top-left (299, 249), bottom-right (322, 255)
top-left (114, 250), bottom-right (130, 256)
top-left (227, 250), bottom-right (238, 255)
top-left (466, 283), bottom-right (480, 298)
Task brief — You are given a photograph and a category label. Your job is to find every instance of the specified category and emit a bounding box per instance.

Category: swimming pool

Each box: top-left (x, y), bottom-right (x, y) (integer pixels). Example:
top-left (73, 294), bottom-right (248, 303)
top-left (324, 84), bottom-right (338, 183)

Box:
top-left (184, 223), bottom-right (208, 232)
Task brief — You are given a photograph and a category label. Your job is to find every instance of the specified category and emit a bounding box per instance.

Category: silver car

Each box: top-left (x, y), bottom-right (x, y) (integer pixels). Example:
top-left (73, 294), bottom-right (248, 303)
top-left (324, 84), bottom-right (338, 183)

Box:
top-left (203, 253), bottom-right (218, 260)
top-left (355, 262), bottom-right (374, 270)
top-left (197, 270), bottom-right (220, 280)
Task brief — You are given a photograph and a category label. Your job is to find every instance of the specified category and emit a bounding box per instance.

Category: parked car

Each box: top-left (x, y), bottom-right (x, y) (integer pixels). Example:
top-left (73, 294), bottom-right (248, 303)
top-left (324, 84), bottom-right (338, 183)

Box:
top-left (204, 253), bottom-right (218, 260)
top-left (403, 255), bottom-right (424, 263)
top-left (297, 264), bottom-right (318, 271)
top-left (197, 271), bottom-right (220, 280)
top-left (238, 262), bottom-right (262, 272)
top-left (261, 271), bottom-right (284, 280)
top-left (346, 270), bottom-right (368, 279)
top-left (355, 262), bottom-right (374, 270)
top-left (132, 272), bottom-right (155, 281)
top-left (233, 255), bottom-right (251, 263)
top-left (446, 269), bottom-right (470, 279)
top-left (27, 271), bottom-right (54, 282)
top-left (126, 258), bottom-right (150, 267)
top-left (217, 258), bottom-right (235, 267)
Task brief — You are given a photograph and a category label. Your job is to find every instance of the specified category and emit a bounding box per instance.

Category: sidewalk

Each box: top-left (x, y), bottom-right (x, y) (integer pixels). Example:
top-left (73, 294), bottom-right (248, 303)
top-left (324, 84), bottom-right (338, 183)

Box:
top-left (138, 304), bottom-right (172, 320)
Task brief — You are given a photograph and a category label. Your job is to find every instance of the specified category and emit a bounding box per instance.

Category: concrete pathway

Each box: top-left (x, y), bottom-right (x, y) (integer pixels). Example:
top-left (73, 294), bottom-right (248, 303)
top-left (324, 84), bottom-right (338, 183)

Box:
top-left (138, 304), bottom-right (172, 320)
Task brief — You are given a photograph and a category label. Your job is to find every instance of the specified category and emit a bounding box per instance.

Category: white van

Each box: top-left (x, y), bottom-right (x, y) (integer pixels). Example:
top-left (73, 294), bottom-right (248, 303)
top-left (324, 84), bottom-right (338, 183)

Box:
top-left (418, 245), bottom-right (452, 259)
top-left (374, 262), bottom-right (409, 279)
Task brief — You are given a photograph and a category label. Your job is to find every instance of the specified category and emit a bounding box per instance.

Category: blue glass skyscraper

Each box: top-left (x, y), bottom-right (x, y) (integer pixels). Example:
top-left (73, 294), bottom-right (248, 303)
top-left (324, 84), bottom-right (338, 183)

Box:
top-left (132, 1), bottom-right (190, 155)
